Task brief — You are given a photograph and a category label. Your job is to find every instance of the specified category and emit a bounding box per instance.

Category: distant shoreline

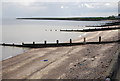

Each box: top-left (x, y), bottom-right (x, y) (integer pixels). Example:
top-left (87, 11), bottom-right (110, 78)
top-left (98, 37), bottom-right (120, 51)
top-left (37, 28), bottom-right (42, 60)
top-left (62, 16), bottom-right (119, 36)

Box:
top-left (16, 17), bottom-right (118, 21)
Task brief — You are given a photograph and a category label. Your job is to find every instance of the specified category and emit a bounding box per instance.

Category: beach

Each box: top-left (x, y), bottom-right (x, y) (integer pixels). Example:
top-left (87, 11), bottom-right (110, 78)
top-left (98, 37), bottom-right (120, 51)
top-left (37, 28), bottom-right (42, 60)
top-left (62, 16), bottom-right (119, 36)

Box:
top-left (2, 29), bottom-right (119, 79)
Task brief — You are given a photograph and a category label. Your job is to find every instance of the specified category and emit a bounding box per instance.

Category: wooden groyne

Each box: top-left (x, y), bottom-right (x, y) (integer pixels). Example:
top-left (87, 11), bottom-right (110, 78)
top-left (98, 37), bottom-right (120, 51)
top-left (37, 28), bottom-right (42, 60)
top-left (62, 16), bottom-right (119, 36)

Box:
top-left (86, 21), bottom-right (120, 27)
top-left (60, 26), bottom-right (120, 32)
top-left (1, 37), bottom-right (120, 48)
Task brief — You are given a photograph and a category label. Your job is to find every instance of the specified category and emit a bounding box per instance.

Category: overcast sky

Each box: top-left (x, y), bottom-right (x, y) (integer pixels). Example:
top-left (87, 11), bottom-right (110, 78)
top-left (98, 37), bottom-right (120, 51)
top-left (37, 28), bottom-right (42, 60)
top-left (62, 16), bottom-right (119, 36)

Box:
top-left (1, 0), bottom-right (120, 18)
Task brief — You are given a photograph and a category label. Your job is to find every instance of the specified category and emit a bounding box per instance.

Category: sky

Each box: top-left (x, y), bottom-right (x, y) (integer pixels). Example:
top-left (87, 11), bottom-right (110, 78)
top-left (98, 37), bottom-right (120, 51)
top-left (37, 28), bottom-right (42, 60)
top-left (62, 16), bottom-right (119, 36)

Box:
top-left (1, 0), bottom-right (120, 18)
top-left (1, 0), bottom-right (120, 2)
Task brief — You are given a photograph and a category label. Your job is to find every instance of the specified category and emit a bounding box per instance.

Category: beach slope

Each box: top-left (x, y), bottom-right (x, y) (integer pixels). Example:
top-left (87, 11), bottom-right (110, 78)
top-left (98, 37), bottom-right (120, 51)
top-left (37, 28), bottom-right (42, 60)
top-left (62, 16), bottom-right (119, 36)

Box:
top-left (2, 30), bottom-right (119, 79)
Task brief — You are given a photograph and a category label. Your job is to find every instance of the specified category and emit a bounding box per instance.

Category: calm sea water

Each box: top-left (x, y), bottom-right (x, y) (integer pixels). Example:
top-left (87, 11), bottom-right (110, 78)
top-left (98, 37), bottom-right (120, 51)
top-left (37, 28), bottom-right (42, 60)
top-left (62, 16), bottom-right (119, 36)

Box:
top-left (1, 18), bottom-right (109, 60)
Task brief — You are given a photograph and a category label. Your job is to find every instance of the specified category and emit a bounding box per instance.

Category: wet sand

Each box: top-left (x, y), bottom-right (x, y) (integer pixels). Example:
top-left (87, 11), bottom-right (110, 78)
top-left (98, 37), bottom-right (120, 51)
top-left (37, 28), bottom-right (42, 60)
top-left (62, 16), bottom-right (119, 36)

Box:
top-left (2, 29), bottom-right (119, 79)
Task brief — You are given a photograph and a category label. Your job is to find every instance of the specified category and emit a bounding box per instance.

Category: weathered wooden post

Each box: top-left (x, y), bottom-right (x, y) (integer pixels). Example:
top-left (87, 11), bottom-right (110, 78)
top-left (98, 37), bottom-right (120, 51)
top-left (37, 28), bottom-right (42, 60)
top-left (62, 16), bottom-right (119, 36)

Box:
top-left (22, 42), bottom-right (24, 45)
top-left (44, 41), bottom-right (47, 45)
top-left (83, 29), bottom-right (84, 31)
top-left (33, 41), bottom-right (35, 44)
top-left (44, 40), bottom-right (47, 47)
top-left (99, 36), bottom-right (101, 43)
top-left (2, 43), bottom-right (5, 45)
top-left (84, 37), bottom-right (86, 44)
top-left (70, 39), bottom-right (72, 45)
top-left (56, 40), bottom-right (59, 45)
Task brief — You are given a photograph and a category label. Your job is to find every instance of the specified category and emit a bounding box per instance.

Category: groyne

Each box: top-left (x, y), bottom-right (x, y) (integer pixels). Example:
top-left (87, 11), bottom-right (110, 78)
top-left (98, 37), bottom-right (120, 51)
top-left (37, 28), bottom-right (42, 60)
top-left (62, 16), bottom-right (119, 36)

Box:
top-left (86, 21), bottom-right (120, 27)
top-left (1, 38), bottom-right (120, 48)
top-left (60, 26), bottom-right (120, 32)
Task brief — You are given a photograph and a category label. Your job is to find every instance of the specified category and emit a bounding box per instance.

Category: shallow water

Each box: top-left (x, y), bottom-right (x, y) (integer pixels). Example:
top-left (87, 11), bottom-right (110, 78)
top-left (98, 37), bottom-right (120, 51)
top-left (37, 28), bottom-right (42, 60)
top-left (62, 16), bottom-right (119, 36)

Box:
top-left (1, 46), bottom-right (29, 60)
top-left (1, 18), bottom-right (109, 60)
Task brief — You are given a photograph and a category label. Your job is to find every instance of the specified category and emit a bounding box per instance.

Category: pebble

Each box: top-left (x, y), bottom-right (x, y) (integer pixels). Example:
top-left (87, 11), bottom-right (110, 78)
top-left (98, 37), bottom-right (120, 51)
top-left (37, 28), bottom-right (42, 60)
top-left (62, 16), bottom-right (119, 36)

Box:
top-left (91, 58), bottom-right (94, 61)
top-left (74, 65), bottom-right (77, 67)
top-left (69, 70), bottom-right (72, 73)
top-left (83, 60), bottom-right (86, 62)
top-left (92, 56), bottom-right (96, 58)
top-left (105, 65), bottom-right (108, 67)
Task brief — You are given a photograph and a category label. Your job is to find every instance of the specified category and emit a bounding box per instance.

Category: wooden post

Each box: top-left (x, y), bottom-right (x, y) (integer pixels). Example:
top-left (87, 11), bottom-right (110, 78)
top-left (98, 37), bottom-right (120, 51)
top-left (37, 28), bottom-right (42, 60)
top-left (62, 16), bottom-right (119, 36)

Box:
top-left (70, 39), bottom-right (72, 45)
top-left (99, 36), bottom-right (101, 42)
top-left (56, 40), bottom-right (59, 45)
top-left (44, 41), bottom-right (47, 45)
top-left (3, 43), bottom-right (5, 45)
top-left (22, 42), bottom-right (24, 45)
top-left (33, 41), bottom-right (35, 44)
top-left (84, 37), bottom-right (86, 44)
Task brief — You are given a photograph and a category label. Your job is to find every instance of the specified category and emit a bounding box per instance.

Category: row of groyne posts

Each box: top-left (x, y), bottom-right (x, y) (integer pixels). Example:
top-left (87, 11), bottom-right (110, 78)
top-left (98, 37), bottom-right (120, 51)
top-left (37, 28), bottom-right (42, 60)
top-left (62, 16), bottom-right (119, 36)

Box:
top-left (2, 36), bottom-right (105, 48)
top-left (60, 26), bottom-right (120, 32)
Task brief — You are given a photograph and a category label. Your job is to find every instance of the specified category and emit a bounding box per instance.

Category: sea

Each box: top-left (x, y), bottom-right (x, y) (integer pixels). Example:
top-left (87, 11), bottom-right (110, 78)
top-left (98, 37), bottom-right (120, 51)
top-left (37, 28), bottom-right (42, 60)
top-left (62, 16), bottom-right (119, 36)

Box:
top-left (1, 18), bottom-right (110, 60)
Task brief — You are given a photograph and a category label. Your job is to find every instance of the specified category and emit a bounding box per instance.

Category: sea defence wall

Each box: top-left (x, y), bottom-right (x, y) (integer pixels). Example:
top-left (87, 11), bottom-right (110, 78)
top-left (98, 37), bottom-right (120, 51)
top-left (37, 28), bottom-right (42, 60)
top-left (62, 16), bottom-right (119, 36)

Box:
top-left (105, 27), bottom-right (120, 80)
top-left (105, 47), bottom-right (120, 80)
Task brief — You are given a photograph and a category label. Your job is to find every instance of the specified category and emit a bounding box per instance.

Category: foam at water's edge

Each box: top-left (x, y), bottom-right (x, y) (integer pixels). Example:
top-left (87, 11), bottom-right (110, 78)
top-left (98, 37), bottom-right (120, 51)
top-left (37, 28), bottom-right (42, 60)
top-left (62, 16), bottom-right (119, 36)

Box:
top-left (3, 56), bottom-right (13, 61)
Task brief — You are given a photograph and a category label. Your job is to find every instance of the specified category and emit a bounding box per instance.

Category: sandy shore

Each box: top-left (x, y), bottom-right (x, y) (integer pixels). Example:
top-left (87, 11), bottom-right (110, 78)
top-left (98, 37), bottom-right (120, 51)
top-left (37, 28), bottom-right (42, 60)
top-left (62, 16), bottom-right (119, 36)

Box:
top-left (2, 29), bottom-right (119, 79)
